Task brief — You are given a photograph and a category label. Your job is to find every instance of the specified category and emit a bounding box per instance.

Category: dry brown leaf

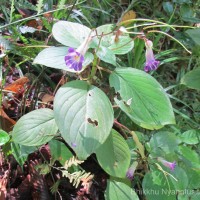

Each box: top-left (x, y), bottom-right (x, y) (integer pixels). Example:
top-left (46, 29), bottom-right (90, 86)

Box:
top-left (4, 77), bottom-right (29, 94)
top-left (118, 10), bottom-right (136, 26)
top-left (0, 107), bottom-right (16, 132)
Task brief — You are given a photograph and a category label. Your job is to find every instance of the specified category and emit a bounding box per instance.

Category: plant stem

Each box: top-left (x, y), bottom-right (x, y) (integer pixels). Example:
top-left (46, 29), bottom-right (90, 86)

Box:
top-left (120, 18), bottom-right (176, 30)
top-left (88, 54), bottom-right (98, 83)
top-left (114, 119), bottom-right (131, 132)
top-left (148, 30), bottom-right (192, 54)
top-left (114, 119), bottom-right (146, 159)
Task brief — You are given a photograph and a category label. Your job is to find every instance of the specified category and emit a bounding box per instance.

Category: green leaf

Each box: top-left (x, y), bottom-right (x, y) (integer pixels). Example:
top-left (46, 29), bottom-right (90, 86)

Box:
top-left (35, 163), bottom-right (51, 175)
top-left (184, 167), bottom-right (200, 189)
top-left (132, 38), bottom-right (145, 68)
top-left (11, 142), bottom-right (27, 166)
top-left (142, 171), bottom-right (176, 200)
top-left (11, 142), bottom-right (37, 166)
top-left (169, 166), bottom-right (188, 190)
top-left (181, 129), bottom-right (200, 145)
top-left (96, 46), bottom-right (116, 66)
top-left (49, 140), bottom-right (73, 165)
top-left (178, 145), bottom-right (200, 167)
top-left (181, 67), bottom-right (200, 90)
top-left (163, 2), bottom-right (174, 15)
top-left (178, 194), bottom-right (190, 200)
top-left (180, 4), bottom-right (194, 19)
top-left (96, 129), bottom-right (131, 178)
top-left (109, 68), bottom-right (175, 130)
top-left (33, 47), bottom-right (93, 72)
top-left (105, 180), bottom-right (139, 200)
top-left (96, 24), bottom-right (134, 55)
top-left (96, 24), bottom-right (115, 47)
top-left (53, 80), bottom-right (114, 160)
top-left (52, 21), bottom-right (91, 48)
top-left (186, 28), bottom-right (200, 46)
top-left (191, 193), bottom-right (200, 200)
top-left (181, 17), bottom-right (200, 23)
top-left (0, 129), bottom-right (10, 146)
top-left (149, 131), bottom-right (181, 156)
top-left (108, 36), bottom-right (134, 55)
top-left (12, 108), bottom-right (58, 146)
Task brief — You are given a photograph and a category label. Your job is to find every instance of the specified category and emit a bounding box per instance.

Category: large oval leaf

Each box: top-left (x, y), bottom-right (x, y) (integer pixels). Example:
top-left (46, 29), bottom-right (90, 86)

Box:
top-left (105, 180), bottom-right (139, 200)
top-left (142, 171), bottom-right (176, 200)
top-left (109, 68), bottom-right (175, 130)
top-left (149, 131), bottom-right (181, 157)
top-left (96, 129), bottom-right (130, 178)
top-left (33, 47), bottom-right (93, 72)
top-left (181, 67), bottom-right (200, 90)
top-left (54, 80), bottom-right (114, 160)
top-left (52, 21), bottom-right (92, 48)
top-left (12, 108), bottom-right (58, 146)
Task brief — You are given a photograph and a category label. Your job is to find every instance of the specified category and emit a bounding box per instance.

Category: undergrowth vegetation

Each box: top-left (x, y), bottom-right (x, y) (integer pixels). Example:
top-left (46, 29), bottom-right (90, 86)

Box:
top-left (0, 0), bottom-right (200, 199)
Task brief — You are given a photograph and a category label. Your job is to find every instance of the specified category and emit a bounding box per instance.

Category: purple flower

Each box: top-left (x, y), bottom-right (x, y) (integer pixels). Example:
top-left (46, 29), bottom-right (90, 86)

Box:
top-left (126, 168), bottom-right (135, 180)
top-left (157, 157), bottom-right (176, 171)
top-left (64, 33), bottom-right (94, 72)
top-left (144, 40), bottom-right (160, 72)
top-left (126, 161), bottom-right (138, 180)
top-left (64, 47), bottom-right (84, 71)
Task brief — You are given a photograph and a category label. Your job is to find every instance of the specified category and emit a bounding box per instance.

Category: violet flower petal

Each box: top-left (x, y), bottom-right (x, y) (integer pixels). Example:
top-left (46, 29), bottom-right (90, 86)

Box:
top-left (157, 157), bottom-right (176, 171)
top-left (144, 40), bottom-right (160, 72)
top-left (64, 47), bottom-right (84, 71)
top-left (126, 168), bottom-right (135, 180)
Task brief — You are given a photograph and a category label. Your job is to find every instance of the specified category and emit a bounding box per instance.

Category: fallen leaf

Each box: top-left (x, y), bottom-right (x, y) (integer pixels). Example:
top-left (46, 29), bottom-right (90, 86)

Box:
top-left (118, 10), bottom-right (136, 26)
top-left (0, 107), bottom-right (16, 132)
top-left (4, 77), bottom-right (29, 94)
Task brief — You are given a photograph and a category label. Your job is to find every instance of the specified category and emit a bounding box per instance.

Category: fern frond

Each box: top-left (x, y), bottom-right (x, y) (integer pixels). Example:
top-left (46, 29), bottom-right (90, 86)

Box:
top-left (54, 0), bottom-right (67, 19)
top-left (62, 170), bottom-right (94, 188)
top-left (58, 0), bottom-right (67, 9)
top-left (50, 180), bottom-right (61, 194)
top-left (41, 18), bottom-right (52, 32)
top-left (64, 156), bottom-right (84, 169)
top-left (36, 0), bottom-right (44, 14)
top-left (9, 0), bottom-right (15, 23)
